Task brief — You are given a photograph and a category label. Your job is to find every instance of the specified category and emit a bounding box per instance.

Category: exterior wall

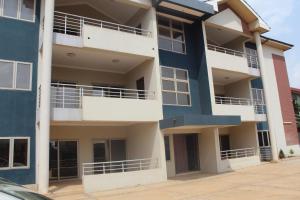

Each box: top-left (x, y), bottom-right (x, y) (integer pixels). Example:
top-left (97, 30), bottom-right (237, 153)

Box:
top-left (261, 45), bottom-right (287, 152)
top-left (273, 55), bottom-right (299, 145)
top-left (160, 20), bottom-right (212, 118)
top-left (0, 0), bottom-right (40, 185)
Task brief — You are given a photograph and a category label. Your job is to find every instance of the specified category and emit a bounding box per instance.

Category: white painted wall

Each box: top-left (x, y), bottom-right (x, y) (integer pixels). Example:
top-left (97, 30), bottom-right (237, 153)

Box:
top-left (219, 156), bottom-right (260, 172)
top-left (261, 45), bottom-right (287, 152)
top-left (229, 122), bottom-right (259, 149)
top-left (83, 25), bottom-right (155, 58)
top-left (206, 8), bottom-right (243, 32)
top-left (214, 104), bottom-right (256, 121)
top-left (82, 96), bottom-right (162, 122)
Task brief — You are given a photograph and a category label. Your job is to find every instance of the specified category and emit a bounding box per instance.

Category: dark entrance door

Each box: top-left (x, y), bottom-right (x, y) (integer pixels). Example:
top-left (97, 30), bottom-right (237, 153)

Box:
top-left (174, 134), bottom-right (199, 174)
top-left (136, 77), bottom-right (145, 99)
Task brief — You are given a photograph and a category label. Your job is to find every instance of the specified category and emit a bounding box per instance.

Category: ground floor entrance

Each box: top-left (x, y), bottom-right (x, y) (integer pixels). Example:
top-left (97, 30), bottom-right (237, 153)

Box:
top-left (174, 134), bottom-right (199, 174)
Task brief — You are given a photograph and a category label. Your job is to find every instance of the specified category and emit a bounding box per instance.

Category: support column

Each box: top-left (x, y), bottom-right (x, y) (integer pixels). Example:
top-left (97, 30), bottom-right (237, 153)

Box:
top-left (38, 0), bottom-right (55, 194)
top-left (254, 32), bottom-right (279, 161)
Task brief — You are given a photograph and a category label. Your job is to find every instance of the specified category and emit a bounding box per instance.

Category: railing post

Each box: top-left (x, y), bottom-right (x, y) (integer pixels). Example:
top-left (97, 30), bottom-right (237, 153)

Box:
top-left (79, 87), bottom-right (83, 108)
top-left (122, 162), bottom-right (124, 172)
top-left (64, 15), bottom-right (67, 34)
top-left (140, 160), bottom-right (142, 170)
top-left (62, 86), bottom-right (65, 108)
top-left (103, 163), bottom-right (105, 174)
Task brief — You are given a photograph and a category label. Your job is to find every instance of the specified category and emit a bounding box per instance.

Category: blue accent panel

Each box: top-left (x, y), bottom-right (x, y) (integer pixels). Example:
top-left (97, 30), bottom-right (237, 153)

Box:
top-left (251, 78), bottom-right (263, 89)
top-left (0, 0), bottom-right (40, 185)
top-left (160, 114), bottom-right (241, 129)
top-left (153, 0), bottom-right (214, 15)
top-left (257, 122), bottom-right (269, 131)
top-left (160, 20), bottom-right (213, 119)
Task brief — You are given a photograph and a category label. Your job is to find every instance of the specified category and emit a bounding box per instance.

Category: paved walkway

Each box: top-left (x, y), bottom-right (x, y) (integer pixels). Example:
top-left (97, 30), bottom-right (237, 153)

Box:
top-left (48, 158), bottom-right (300, 200)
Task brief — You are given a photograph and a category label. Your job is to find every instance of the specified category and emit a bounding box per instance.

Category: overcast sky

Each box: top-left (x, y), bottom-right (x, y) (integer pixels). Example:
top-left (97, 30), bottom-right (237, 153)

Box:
top-left (247, 0), bottom-right (300, 88)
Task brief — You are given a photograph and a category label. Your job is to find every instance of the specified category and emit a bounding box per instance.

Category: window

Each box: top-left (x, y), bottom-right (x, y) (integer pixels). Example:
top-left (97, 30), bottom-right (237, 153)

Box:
top-left (0, 60), bottom-right (32, 91)
top-left (252, 88), bottom-right (265, 104)
top-left (1, 0), bottom-right (35, 22)
top-left (161, 66), bottom-right (191, 106)
top-left (0, 138), bottom-right (30, 169)
top-left (158, 16), bottom-right (186, 54)
top-left (164, 136), bottom-right (171, 161)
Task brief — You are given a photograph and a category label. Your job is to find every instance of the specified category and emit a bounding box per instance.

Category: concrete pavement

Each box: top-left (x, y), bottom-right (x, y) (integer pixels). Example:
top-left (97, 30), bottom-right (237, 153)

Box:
top-left (48, 158), bottom-right (300, 200)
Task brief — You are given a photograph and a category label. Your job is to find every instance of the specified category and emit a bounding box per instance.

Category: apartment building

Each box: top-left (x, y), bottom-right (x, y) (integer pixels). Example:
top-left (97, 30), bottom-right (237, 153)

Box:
top-left (0, 0), bottom-right (40, 186)
top-left (0, 0), bottom-right (297, 194)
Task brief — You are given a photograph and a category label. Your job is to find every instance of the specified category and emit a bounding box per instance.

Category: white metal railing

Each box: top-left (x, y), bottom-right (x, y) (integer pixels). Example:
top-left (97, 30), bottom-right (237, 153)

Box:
top-left (51, 83), bottom-right (156, 109)
top-left (259, 146), bottom-right (272, 161)
top-left (83, 158), bottom-right (159, 176)
top-left (53, 11), bottom-right (152, 37)
top-left (254, 104), bottom-right (266, 114)
top-left (221, 147), bottom-right (257, 160)
top-left (215, 96), bottom-right (253, 106)
top-left (208, 44), bottom-right (244, 57)
top-left (207, 44), bottom-right (260, 69)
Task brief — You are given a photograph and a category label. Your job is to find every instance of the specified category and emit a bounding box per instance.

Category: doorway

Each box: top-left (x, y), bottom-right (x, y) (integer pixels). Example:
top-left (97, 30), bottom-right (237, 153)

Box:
top-left (136, 77), bottom-right (145, 99)
top-left (174, 134), bottom-right (199, 174)
top-left (49, 140), bottom-right (78, 181)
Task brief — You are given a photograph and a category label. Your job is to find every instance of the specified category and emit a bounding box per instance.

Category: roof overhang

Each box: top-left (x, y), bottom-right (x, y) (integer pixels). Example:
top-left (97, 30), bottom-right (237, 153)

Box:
top-left (218, 0), bottom-right (270, 33)
top-left (291, 87), bottom-right (300, 95)
top-left (160, 114), bottom-right (241, 131)
top-left (261, 36), bottom-right (294, 51)
top-left (153, 0), bottom-right (215, 22)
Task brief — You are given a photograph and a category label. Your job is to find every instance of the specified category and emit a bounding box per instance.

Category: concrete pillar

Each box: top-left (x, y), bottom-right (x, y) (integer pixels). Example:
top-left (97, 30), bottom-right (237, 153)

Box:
top-left (38, 0), bottom-right (55, 194)
top-left (254, 32), bottom-right (279, 161)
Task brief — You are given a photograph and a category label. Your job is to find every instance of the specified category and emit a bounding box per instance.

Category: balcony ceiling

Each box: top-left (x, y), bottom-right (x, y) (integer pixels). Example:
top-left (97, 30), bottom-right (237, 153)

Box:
top-left (206, 25), bottom-right (249, 46)
top-left (52, 45), bottom-right (149, 74)
top-left (55, 0), bottom-right (142, 24)
top-left (212, 69), bottom-right (251, 85)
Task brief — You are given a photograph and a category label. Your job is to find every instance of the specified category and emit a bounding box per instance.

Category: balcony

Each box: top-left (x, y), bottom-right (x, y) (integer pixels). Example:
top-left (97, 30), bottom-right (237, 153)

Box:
top-left (53, 11), bottom-right (155, 58)
top-left (214, 96), bottom-right (266, 122)
top-left (50, 83), bottom-right (162, 123)
top-left (82, 158), bottom-right (161, 192)
top-left (207, 44), bottom-right (260, 77)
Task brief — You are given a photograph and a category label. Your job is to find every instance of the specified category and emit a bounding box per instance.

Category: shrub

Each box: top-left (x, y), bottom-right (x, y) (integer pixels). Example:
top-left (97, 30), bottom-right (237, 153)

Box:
top-left (279, 149), bottom-right (285, 159)
top-left (290, 149), bottom-right (295, 156)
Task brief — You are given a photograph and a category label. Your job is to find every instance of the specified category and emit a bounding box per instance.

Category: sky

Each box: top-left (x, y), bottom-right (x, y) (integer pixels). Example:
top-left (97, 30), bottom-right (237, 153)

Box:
top-left (246, 0), bottom-right (300, 88)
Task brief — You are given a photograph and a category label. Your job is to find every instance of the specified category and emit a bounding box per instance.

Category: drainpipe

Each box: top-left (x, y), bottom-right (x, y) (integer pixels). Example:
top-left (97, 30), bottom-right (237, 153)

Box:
top-left (254, 32), bottom-right (279, 161)
top-left (38, 0), bottom-right (55, 194)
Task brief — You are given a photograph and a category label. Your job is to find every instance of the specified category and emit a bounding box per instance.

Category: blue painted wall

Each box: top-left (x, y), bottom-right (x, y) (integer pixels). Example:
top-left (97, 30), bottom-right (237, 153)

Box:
top-left (0, 0), bottom-right (40, 185)
top-left (159, 20), bottom-right (212, 119)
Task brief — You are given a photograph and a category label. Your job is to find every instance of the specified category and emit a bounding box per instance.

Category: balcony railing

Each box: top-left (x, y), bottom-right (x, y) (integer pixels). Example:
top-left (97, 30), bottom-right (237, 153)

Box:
top-left (51, 83), bottom-right (156, 109)
top-left (215, 96), bottom-right (253, 106)
top-left (53, 11), bottom-right (152, 37)
top-left (207, 44), bottom-right (260, 69)
top-left (259, 146), bottom-right (272, 161)
top-left (254, 104), bottom-right (267, 114)
top-left (83, 158), bottom-right (159, 176)
top-left (221, 147), bottom-right (257, 160)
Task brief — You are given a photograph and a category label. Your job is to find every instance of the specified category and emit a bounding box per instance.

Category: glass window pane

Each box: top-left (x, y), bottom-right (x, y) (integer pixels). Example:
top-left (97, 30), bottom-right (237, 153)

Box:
top-left (163, 92), bottom-right (176, 105)
top-left (3, 0), bottom-right (18, 18)
top-left (159, 37), bottom-right (172, 51)
top-left (161, 67), bottom-right (174, 78)
top-left (20, 0), bottom-right (35, 21)
top-left (173, 41), bottom-right (185, 53)
top-left (0, 139), bottom-right (10, 168)
top-left (0, 61), bottom-right (14, 89)
top-left (158, 27), bottom-right (171, 38)
top-left (177, 93), bottom-right (190, 105)
top-left (158, 16), bottom-right (170, 27)
top-left (173, 31), bottom-right (184, 41)
top-left (176, 69), bottom-right (188, 80)
top-left (172, 20), bottom-right (183, 30)
top-left (177, 82), bottom-right (189, 92)
top-left (16, 63), bottom-right (31, 90)
top-left (13, 139), bottom-right (28, 167)
top-left (162, 80), bottom-right (175, 91)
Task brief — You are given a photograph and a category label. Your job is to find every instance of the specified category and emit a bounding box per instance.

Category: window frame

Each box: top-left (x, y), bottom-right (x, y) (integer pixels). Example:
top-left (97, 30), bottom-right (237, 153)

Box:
top-left (0, 59), bottom-right (32, 91)
top-left (0, 137), bottom-right (30, 170)
top-left (157, 16), bottom-right (187, 54)
top-left (164, 135), bottom-right (171, 161)
top-left (161, 66), bottom-right (191, 107)
top-left (0, 0), bottom-right (36, 23)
